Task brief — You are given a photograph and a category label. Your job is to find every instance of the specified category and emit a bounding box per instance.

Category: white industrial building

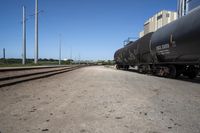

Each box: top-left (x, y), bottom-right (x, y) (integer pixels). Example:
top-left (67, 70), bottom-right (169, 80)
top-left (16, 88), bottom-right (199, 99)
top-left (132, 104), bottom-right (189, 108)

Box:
top-left (139, 10), bottom-right (177, 38)
top-left (138, 0), bottom-right (200, 38)
top-left (178, 0), bottom-right (200, 17)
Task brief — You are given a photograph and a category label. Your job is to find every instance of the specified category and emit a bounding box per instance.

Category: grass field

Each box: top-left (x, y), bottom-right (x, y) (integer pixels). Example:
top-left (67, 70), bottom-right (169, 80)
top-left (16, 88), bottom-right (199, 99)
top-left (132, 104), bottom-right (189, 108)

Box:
top-left (0, 58), bottom-right (69, 67)
top-left (0, 58), bottom-right (115, 67)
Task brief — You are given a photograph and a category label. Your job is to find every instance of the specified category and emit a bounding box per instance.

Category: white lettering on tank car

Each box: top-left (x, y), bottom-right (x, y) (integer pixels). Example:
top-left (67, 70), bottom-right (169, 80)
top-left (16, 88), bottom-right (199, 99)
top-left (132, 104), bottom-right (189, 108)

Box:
top-left (157, 49), bottom-right (170, 55)
top-left (156, 43), bottom-right (170, 51)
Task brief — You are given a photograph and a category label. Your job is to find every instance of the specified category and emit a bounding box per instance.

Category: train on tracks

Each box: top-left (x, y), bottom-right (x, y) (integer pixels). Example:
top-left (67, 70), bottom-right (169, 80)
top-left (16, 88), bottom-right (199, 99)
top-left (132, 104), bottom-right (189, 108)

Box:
top-left (114, 7), bottom-right (200, 79)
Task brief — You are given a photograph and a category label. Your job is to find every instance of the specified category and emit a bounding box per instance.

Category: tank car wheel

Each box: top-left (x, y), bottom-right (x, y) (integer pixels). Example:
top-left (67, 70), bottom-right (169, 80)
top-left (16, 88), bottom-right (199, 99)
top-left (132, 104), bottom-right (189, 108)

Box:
top-left (138, 65), bottom-right (150, 74)
top-left (175, 65), bottom-right (183, 78)
top-left (116, 64), bottom-right (120, 69)
top-left (187, 66), bottom-right (198, 79)
top-left (168, 65), bottom-right (177, 78)
top-left (138, 66), bottom-right (143, 73)
top-left (125, 65), bottom-right (129, 70)
top-left (116, 65), bottom-right (119, 69)
top-left (188, 72), bottom-right (197, 79)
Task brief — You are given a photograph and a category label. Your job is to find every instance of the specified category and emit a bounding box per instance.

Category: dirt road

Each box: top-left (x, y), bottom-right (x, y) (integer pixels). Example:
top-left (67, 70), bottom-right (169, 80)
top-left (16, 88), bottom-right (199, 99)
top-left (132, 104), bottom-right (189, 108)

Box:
top-left (0, 66), bottom-right (200, 133)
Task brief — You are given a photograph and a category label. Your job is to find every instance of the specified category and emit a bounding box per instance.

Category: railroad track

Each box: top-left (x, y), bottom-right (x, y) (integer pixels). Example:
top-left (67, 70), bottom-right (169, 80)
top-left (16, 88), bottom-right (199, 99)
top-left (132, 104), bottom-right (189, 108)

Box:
top-left (0, 65), bottom-right (84, 88)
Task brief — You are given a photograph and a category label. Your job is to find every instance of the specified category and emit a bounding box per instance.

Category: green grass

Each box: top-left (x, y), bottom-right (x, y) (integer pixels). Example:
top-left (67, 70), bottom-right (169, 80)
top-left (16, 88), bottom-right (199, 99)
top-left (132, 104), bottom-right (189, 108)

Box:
top-left (0, 58), bottom-right (115, 67)
top-left (0, 59), bottom-right (69, 67)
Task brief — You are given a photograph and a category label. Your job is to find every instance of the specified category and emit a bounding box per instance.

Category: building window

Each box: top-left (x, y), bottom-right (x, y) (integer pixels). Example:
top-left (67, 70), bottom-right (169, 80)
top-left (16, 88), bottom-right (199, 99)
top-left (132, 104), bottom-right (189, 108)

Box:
top-left (166, 13), bottom-right (170, 17)
top-left (144, 22), bottom-right (149, 26)
top-left (157, 15), bottom-right (163, 20)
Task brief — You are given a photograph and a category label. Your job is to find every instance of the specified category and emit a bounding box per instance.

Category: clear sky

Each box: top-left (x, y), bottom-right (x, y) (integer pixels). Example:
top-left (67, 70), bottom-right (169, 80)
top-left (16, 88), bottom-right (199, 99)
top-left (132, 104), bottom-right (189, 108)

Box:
top-left (0, 0), bottom-right (177, 60)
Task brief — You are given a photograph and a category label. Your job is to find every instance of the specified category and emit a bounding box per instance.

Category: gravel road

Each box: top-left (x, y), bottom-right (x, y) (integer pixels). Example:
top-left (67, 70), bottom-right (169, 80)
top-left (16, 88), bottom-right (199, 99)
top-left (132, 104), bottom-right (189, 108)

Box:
top-left (0, 66), bottom-right (200, 133)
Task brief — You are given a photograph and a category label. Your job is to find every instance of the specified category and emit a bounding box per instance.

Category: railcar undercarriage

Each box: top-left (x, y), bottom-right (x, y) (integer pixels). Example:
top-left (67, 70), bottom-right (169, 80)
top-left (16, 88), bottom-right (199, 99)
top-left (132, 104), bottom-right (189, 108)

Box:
top-left (116, 64), bottom-right (200, 79)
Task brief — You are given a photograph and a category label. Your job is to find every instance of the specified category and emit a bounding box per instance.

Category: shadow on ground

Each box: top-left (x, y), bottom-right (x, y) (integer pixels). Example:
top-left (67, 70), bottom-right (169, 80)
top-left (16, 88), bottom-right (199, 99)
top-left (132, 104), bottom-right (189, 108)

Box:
top-left (118, 67), bottom-right (200, 84)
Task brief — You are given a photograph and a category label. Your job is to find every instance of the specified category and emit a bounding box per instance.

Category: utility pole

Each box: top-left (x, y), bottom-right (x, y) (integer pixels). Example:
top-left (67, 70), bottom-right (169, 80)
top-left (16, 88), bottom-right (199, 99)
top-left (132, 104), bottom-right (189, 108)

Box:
top-left (78, 53), bottom-right (81, 65)
top-left (22, 6), bottom-right (26, 65)
top-left (59, 34), bottom-right (61, 65)
top-left (34, 0), bottom-right (38, 64)
top-left (70, 46), bottom-right (72, 60)
top-left (3, 48), bottom-right (5, 59)
top-left (70, 46), bottom-right (73, 64)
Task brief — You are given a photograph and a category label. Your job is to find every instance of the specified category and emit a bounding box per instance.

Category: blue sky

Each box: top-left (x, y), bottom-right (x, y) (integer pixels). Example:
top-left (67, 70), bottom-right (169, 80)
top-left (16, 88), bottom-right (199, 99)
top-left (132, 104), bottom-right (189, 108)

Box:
top-left (0, 0), bottom-right (177, 60)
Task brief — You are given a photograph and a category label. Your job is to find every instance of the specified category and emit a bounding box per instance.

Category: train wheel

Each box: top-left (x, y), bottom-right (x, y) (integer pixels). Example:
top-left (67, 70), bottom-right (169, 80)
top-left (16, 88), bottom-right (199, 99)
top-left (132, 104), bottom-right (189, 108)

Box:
top-left (138, 66), bottom-right (144, 73)
top-left (168, 65), bottom-right (177, 78)
top-left (138, 65), bottom-right (151, 74)
top-left (175, 65), bottom-right (183, 78)
top-left (187, 66), bottom-right (198, 79)
top-left (188, 72), bottom-right (197, 79)
top-left (116, 65), bottom-right (118, 69)
top-left (138, 67), bottom-right (142, 73)
top-left (116, 65), bottom-right (120, 69)
top-left (125, 65), bottom-right (129, 70)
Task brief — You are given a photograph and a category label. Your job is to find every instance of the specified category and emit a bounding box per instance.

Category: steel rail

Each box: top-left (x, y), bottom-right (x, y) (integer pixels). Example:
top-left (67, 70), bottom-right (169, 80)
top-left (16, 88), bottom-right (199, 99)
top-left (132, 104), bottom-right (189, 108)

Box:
top-left (0, 65), bottom-right (74, 72)
top-left (0, 65), bottom-right (84, 88)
